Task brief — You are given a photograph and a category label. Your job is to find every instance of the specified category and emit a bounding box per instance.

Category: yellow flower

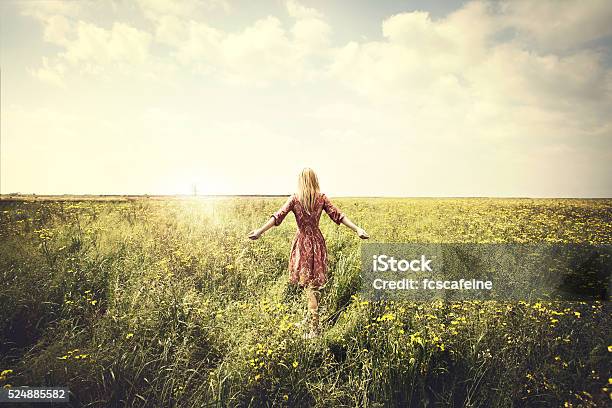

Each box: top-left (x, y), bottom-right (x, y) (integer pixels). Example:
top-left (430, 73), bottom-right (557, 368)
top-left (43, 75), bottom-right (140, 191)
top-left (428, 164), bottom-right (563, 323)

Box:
top-left (377, 313), bottom-right (395, 322)
top-left (90, 300), bottom-right (98, 305)
top-left (126, 333), bottom-right (134, 339)
top-left (608, 345), bottom-right (612, 352)
top-left (292, 361), bottom-right (299, 368)
top-left (0, 369), bottom-right (13, 381)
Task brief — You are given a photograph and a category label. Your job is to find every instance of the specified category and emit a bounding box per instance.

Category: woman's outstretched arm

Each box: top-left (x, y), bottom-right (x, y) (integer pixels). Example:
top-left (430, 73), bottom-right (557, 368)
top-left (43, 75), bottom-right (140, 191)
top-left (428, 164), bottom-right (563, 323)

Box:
top-left (322, 194), bottom-right (369, 239)
top-left (340, 216), bottom-right (370, 239)
top-left (248, 216), bottom-right (275, 240)
top-left (248, 195), bottom-right (295, 240)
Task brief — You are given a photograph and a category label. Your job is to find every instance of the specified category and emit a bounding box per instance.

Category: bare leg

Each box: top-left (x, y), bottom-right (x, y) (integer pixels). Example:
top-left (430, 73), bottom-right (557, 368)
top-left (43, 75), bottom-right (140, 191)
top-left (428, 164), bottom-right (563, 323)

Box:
top-left (305, 287), bottom-right (321, 335)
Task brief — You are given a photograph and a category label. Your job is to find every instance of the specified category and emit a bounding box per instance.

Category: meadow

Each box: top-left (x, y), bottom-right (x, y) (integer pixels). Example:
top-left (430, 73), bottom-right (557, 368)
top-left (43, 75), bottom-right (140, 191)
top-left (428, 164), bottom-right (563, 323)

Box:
top-left (0, 197), bottom-right (611, 407)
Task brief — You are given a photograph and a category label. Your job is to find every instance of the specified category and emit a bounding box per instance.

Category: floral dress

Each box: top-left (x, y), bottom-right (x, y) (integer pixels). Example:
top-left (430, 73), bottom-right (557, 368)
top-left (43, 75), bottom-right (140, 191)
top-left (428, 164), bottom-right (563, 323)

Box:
top-left (271, 193), bottom-right (345, 289)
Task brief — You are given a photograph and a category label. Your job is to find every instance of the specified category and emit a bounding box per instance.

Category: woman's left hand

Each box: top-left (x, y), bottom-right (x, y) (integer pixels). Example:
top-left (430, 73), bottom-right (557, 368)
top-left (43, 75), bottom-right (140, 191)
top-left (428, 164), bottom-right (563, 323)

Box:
top-left (356, 228), bottom-right (369, 239)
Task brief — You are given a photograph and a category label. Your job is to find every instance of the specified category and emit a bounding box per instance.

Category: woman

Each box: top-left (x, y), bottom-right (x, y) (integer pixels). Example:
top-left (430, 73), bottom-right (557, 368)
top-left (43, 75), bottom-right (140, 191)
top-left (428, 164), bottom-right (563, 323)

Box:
top-left (248, 168), bottom-right (369, 338)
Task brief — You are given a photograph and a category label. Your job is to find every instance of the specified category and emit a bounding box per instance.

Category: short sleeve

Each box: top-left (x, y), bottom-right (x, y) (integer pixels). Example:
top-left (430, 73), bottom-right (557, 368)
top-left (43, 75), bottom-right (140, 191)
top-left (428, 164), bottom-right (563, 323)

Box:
top-left (322, 194), bottom-right (345, 225)
top-left (271, 195), bottom-right (294, 226)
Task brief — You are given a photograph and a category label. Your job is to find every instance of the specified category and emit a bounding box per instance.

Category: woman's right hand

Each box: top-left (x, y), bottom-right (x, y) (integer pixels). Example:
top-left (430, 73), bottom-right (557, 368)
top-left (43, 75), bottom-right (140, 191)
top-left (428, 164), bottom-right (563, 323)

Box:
top-left (356, 228), bottom-right (369, 239)
top-left (248, 229), bottom-right (262, 240)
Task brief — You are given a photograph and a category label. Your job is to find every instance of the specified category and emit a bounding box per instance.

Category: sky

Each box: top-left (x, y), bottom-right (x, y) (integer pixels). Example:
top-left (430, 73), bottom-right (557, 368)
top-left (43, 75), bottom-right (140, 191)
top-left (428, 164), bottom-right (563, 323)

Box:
top-left (1, 0), bottom-right (611, 197)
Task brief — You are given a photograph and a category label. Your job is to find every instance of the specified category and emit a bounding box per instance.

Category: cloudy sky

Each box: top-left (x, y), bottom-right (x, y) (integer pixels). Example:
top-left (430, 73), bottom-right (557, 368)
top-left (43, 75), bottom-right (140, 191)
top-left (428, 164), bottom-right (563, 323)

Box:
top-left (1, 0), bottom-right (611, 197)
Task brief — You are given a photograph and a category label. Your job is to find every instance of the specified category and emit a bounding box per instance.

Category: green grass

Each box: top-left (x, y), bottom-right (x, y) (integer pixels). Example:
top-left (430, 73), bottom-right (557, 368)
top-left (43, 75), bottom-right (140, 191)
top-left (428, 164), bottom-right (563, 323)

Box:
top-left (0, 197), bottom-right (611, 407)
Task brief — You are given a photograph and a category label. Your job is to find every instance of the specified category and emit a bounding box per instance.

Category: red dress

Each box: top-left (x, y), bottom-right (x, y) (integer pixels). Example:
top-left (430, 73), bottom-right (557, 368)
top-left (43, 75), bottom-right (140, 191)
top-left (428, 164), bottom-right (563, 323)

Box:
top-left (271, 193), bottom-right (345, 289)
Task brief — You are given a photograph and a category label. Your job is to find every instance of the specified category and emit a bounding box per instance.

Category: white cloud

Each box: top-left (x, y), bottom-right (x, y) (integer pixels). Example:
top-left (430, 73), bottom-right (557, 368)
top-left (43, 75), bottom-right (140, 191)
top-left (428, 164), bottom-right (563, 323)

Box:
top-left (20, 0), bottom-right (82, 20)
top-left (329, 1), bottom-right (612, 128)
top-left (501, 0), bottom-right (612, 50)
top-left (285, 0), bottom-right (323, 20)
top-left (148, 1), bottom-right (331, 85)
top-left (60, 21), bottom-right (152, 65)
top-left (291, 16), bottom-right (332, 54)
top-left (26, 16), bottom-right (153, 84)
top-left (135, 0), bottom-right (231, 20)
top-left (24, 0), bottom-right (332, 86)
top-left (41, 14), bottom-right (73, 46)
top-left (26, 57), bottom-right (66, 87)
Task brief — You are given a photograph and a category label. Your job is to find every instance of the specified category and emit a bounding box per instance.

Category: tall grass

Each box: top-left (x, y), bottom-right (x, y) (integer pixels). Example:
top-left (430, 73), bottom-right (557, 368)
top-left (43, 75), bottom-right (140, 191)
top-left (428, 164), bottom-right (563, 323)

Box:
top-left (0, 198), bottom-right (610, 407)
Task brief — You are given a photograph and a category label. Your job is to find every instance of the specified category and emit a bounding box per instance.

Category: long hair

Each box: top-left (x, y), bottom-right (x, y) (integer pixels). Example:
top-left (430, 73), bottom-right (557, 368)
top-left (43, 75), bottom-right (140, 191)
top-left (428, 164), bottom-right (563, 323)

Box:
top-left (297, 168), bottom-right (320, 214)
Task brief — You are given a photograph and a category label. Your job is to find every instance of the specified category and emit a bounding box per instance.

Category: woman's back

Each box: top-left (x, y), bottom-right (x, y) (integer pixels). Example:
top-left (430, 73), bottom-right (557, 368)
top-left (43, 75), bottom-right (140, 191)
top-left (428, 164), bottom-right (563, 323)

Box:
top-left (272, 193), bottom-right (345, 233)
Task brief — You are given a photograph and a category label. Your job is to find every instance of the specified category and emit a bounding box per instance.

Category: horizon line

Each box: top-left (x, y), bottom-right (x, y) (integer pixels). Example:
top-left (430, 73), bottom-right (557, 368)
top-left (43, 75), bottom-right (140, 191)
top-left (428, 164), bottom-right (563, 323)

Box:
top-left (1, 193), bottom-right (611, 200)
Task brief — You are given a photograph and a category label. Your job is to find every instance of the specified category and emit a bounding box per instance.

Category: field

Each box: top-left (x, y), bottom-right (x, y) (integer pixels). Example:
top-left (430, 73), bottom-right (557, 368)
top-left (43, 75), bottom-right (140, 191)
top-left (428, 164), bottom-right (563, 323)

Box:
top-left (0, 197), bottom-right (611, 407)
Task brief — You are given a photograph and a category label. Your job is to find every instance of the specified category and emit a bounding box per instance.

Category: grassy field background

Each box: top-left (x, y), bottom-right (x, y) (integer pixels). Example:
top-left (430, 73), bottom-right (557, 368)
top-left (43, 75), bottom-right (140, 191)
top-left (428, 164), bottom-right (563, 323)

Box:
top-left (0, 197), bottom-right (611, 407)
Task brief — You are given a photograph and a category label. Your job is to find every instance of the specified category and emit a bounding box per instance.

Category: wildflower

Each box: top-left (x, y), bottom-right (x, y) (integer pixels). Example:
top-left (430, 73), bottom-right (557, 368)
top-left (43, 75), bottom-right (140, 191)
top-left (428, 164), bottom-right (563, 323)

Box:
top-left (292, 361), bottom-right (299, 368)
top-left (0, 370), bottom-right (12, 380)
top-left (126, 333), bottom-right (134, 339)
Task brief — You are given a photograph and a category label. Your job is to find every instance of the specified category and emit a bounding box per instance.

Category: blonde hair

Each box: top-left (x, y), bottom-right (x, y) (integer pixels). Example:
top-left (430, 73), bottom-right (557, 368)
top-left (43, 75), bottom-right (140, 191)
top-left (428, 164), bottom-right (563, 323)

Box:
top-left (297, 168), bottom-right (320, 214)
